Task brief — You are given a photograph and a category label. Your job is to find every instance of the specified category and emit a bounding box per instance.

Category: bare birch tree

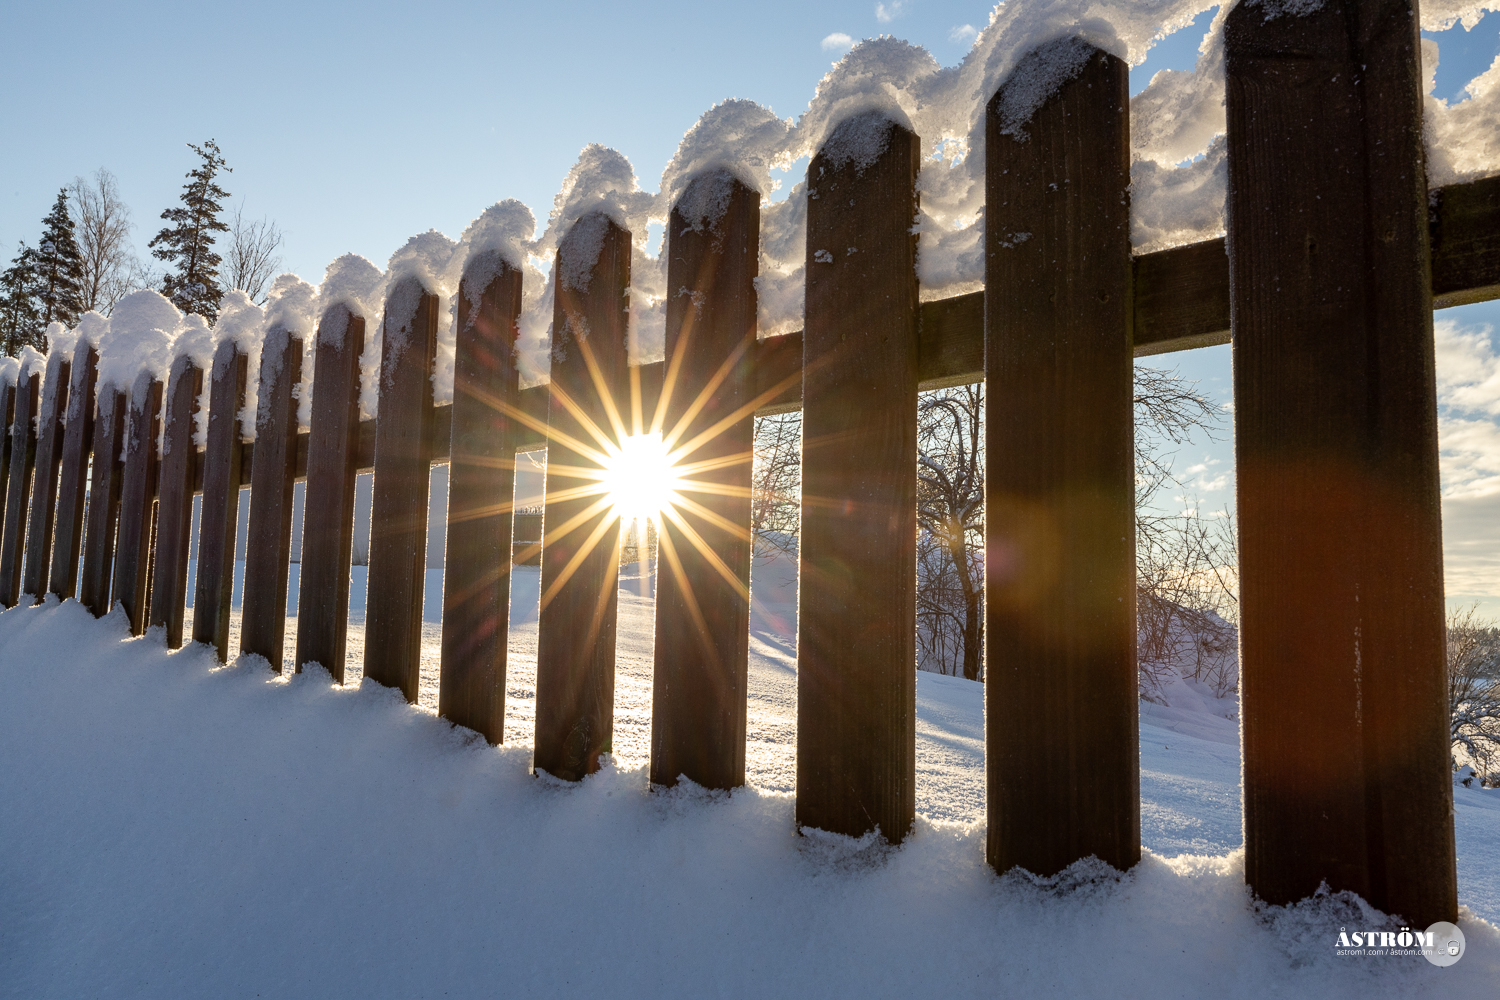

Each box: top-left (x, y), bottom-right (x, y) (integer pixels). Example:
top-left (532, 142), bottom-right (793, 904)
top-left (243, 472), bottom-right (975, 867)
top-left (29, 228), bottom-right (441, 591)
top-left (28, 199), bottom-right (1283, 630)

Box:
top-left (68, 168), bottom-right (147, 315)
top-left (222, 202), bottom-right (284, 304)
top-left (1448, 603), bottom-right (1500, 784)
top-left (750, 410), bottom-right (801, 556)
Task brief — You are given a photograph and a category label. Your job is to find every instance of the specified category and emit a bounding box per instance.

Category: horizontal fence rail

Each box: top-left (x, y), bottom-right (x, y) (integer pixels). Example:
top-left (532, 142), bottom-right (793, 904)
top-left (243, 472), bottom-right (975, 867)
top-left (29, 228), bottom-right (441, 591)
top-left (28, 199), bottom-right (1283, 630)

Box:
top-left (0, 13), bottom-right (1496, 928)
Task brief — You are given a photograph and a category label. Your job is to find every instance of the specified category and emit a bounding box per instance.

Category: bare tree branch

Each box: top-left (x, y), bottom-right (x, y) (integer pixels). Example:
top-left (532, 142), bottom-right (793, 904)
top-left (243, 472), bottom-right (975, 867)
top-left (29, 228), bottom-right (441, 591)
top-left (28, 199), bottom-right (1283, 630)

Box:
top-left (222, 202), bottom-right (284, 304)
top-left (68, 168), bottom-right (145, 315)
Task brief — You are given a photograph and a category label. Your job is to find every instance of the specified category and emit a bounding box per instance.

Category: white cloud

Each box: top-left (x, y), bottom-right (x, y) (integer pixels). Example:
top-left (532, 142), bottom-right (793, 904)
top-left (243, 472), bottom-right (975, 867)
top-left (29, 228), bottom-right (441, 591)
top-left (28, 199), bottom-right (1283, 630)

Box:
top-left (875, 1), bottom-right (907, 23)
top-left (821, 32), bottom-right (853, 52)
top-left (949, 23), bottom-right (978, 43)
top-left (1436, 317), bottom-right (1500, 497)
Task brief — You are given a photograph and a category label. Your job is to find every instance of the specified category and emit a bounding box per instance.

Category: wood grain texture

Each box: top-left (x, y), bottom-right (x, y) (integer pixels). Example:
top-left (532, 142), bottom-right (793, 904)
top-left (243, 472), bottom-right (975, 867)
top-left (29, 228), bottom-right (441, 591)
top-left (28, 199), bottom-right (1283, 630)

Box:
top-left (796, 115), bottom-right (920, 844)
top-left (295, 307), bottom-right (365, 680)
top-left (151, 355), bottom-right (202, 648)
top-left (438, 256), bottom-right (522, 744)
top-left (112, 374), bottom-right (163, 637)
top-left (649, 175), bottom-right (759, 791)
top-left (533, 213), bottom-right (631, 782)
top-left (0, 370), bottom-right (40, 607)
top-left (240, 327), bottom-right (304, 670)
top-left (23, 350), bottom-right (70, 602)
top-left (193, 342), bottom-right (248, 661)
top-left (79, 389), bottom-right (125, 619)
top-left (50, 341), bottom-right (97, 599)
top-left (364, 279), bottom-right (438, 702)
top-left (984, 43), bottom-right (1139, 877)
top-left (1431, 173), bottom-right (1500, 308)
top-left (1226, 0), bottom-right (1455, 925)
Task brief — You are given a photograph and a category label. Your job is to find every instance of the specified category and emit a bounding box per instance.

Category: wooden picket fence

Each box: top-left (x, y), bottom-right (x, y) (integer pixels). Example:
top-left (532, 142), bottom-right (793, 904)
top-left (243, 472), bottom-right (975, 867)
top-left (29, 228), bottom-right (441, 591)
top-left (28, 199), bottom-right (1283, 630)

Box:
top-left (2, 2), bottom-right (1498, 927)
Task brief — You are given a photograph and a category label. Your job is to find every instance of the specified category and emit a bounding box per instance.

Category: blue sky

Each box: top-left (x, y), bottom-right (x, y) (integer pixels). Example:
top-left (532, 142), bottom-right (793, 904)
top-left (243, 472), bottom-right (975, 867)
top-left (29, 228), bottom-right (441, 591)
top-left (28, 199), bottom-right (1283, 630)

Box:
top-left (3, 1), bottom-right (1500, 611)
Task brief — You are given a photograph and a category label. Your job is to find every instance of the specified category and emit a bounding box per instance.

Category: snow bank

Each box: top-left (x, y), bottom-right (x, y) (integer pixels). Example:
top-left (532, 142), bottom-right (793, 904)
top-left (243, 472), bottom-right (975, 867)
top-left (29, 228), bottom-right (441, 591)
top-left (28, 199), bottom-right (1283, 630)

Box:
top-left (1, 594), bottom-right (1497, 997)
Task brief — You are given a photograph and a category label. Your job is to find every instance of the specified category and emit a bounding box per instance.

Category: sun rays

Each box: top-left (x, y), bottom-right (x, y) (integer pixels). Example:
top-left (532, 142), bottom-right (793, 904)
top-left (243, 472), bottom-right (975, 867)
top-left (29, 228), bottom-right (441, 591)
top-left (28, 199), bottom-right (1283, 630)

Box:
top-left (468, 320), bottom-right (805, 619)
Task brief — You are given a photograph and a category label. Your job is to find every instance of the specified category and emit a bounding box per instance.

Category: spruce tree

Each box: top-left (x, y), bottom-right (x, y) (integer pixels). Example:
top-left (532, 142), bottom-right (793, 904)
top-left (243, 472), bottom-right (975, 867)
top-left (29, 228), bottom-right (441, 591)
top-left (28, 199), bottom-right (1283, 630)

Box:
top-left (0, 243), bottom-right (42, 357)
top-left (32, 188), bottom-right (86, 328)
top-left (149, 139), bottom-right (232, 321)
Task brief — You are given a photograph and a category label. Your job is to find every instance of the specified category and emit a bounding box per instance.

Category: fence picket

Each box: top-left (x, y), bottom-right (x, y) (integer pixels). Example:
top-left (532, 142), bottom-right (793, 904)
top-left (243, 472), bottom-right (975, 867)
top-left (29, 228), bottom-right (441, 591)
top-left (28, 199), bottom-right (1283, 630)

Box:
top-left (79, 389), bottom-right (125, 618)
top-left (50, 341), bottom-right (99, 600)
top-left (438, 254), bottom-right (522, 743)
top-left (797, 115), bottom-right (920, 842)
top-left (113, 374), bottom-right (163, 636)
top-left (241, 326), bottom-right (304, 670)
top-left (364, 278), bottom-right (438, 701)
top-left (0, 367), bottom-right (40, 607)
top-left (193, 341), bottom-right (248, 660)
top-left (295, 306), bottom-right (365, 680)
top-left (0, 380), bottom-right (14, 538)
top-left (533, 212), bottom-right (632, 781)
top-left (983, 41), bottom-right (1138, 877)
top-left (649, 174), bottom-right (758, 790)
top-left (23, 349), bottom-right (70, 602)
top-left (1225, 0), bottom-right (1456, 925)
top-left (150, 354), bottom-right (203, 647)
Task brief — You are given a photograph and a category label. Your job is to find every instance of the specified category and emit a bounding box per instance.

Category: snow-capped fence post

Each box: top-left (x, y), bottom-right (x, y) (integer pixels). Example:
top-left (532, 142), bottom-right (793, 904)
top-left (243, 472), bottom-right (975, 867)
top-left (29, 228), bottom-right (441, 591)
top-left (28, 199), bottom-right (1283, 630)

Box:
top-left (49, 339), bottom-right (98, 600)
top-left (1225, 0), bottom-right (1457, 925)
top-left (23, 347), bottom-right (70, 603)
top-left (150, 353), bottom-right (203, 648)
top-left (295, 306), bottom-right (366, 680)
top-left (649, 173), bottom-right (759, 791)
top-left (438, 253), bottom-right (523, 744)
top-left (796, 114), bottom-right (920, 843)
top-left (79, 389), bottom-right (125, 618)
top-left (0, 379), bottom-right (14, 544)
top-left (240, 325), bottom-right (305, 670)
top-left (533, 212), bottom-right (632, 781)
top-left (112, 374), bottom-right (164, 636)
top-left (983, 41), bottom-right (1138, 878)
top-left (193, 340), bottom-right (249, 660)
top-left (0, 363), bottom-right (41, 607)
top-left (364, 277), bottom-right (439, 702)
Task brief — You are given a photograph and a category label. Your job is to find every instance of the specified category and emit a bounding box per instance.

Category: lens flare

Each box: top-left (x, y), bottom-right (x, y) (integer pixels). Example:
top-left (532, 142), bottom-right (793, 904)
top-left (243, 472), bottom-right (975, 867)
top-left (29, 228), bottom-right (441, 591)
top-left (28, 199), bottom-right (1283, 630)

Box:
top-left (601, 432), bottom-right (681, 524)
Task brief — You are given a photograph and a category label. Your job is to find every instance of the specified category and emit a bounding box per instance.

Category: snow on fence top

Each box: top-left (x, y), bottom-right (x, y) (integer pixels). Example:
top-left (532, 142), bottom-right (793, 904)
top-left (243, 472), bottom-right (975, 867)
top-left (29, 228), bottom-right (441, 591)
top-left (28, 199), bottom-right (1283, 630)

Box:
top-left (28, 0), bottom-right (1500, 407)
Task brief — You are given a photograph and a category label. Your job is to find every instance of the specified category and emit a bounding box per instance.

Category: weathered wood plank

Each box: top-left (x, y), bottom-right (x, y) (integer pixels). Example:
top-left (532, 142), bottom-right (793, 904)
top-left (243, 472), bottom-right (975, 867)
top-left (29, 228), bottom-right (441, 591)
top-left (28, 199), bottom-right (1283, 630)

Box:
top-left (364, 278), bottom-right (438, 701)
top-left (192, 341), bottom-right (248, 661)
top-left (1431, 173), bottom-right (1500, 308)
top-left (295, 306), bottom-right (365, 680)
top-left (1226, 0), bottom-right (1455, 925)
top-left (650, 173), bottom-right (759, 791)
top-left (797, 114), bottom-right (920, 843)
top-left (113, 373), bottom-right (164, 636)
top-left (533, 213), bottom-right (632, 782)
top-left (984, 42), bottom-right (1139, 877)
top-left (79, 389), bottom-right (126, 618)
top-left (50, 341), bottom-right (96, 599)
top-left (0, 366), bottom-right (41, 607)
top-left (23, 349), bottom-right (70, 602)
top-left (439, 254), bottom-right (523, 744)
top-left (150, 354), bottom-right (202, 647)
top-left (1132, 238), bottom-right (1232, 357)
top-left (240, 326), bottom-right (304, 670)
top-left (0, 380), bottom-right (14, 546)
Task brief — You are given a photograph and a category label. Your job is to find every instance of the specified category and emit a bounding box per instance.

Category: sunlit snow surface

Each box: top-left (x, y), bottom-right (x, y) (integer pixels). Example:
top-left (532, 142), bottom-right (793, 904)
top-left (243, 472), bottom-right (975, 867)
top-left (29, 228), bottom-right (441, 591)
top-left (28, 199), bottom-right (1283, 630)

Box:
top-left (2, 551), bottom-right (1498, 997)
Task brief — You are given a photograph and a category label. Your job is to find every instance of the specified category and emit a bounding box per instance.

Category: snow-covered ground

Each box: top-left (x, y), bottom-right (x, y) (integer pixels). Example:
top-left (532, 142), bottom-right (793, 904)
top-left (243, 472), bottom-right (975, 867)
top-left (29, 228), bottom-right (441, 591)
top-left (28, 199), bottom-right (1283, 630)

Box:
top-left (2, 550), bottom-right (1497, 997)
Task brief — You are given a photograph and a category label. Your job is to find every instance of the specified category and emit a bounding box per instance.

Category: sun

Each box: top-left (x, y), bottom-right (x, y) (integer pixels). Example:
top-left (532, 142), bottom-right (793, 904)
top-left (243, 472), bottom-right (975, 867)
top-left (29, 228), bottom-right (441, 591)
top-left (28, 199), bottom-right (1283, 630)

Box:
top-left (600, 432), bottom-right (681, 524)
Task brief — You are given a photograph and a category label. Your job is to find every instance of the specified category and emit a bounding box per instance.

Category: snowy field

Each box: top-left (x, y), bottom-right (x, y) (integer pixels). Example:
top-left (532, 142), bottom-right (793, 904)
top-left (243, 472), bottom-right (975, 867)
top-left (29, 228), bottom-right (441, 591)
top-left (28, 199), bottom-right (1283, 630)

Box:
top-left (2, 551), bottom-right (1498, 997)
